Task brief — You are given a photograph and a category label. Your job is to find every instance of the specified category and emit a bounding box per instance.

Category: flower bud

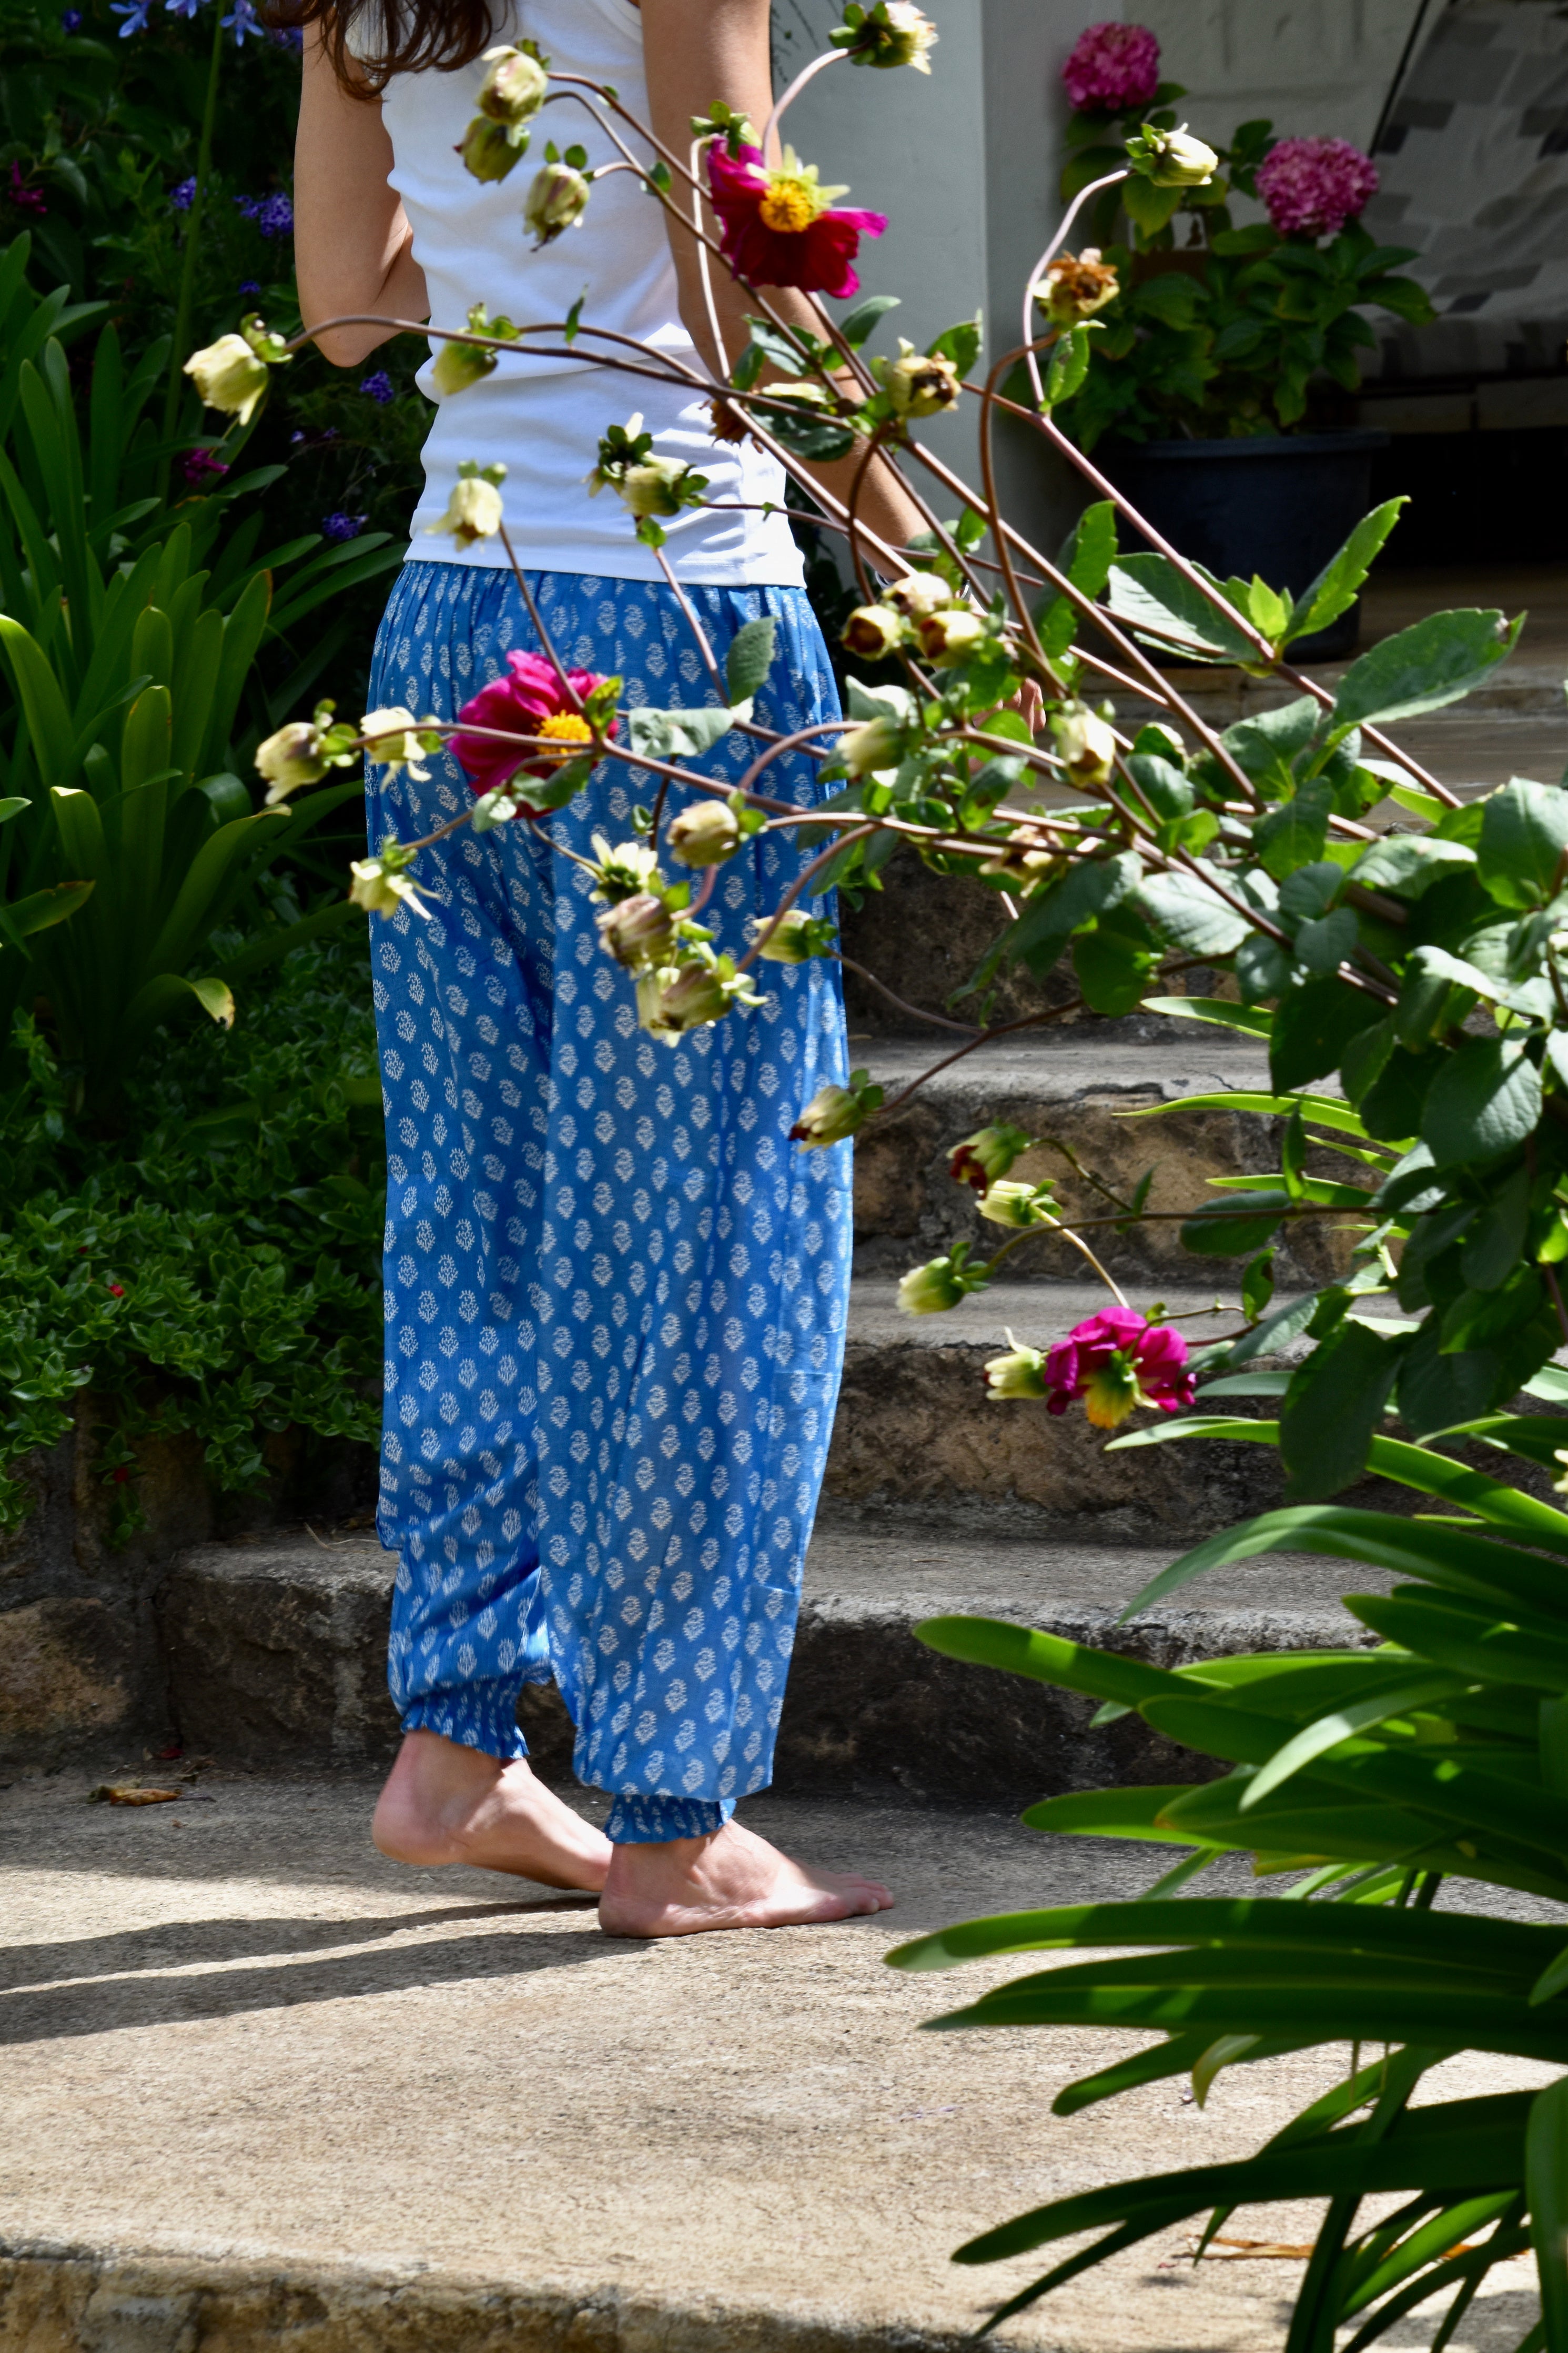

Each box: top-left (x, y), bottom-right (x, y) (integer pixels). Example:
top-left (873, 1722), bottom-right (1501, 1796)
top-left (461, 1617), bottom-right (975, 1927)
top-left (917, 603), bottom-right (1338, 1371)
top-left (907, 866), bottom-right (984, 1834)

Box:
top-left (832, 0), bottom-right (937, 72)
top-left (1051, 700), bottom-right (1117, 789)
top-left (184, 332), bottom-right (270, 426)
top-left (477, 43), bottom-right (548, 127)
top-left (754, 909), bottom-right (835, 964)
top-left (1132, 123), bottom-right (1219, 188)
top-left (897, 1254), bottom-right (982, 1315)
top-left (885, 569), bottom-right (959, 621)
top-left (790, 1078), bottom-right (877, 1147)
top-left (597, 890), bottom-right (675, 969)
top-left (1033, 248), bottom-right (1120, 325)
top-left (639, 960), bottom-right (729, 1036)
top-left (838, 715), bottom-right (903, 779)
top-left (978, 1179), bottom-right (1056, 1229)
top-left (360, 707), bottom-right (433, 783)
top-left (618, 455), bottom-right (698, 519)
top-left (878, 340), bottom-right (962, 419)
top-left (667, 798), bottom-right (741, 868)
top-left (915, 607), bottom-right (987, 666)
top-left (524, 160), bottom-right (591, 247)
top-left (841, 603), bottom-right (905, 660)
top-left (428, 472), bottom-right (505, 546)
top-left (255, 721), bottom-right (326, 803)
top-left (590, 833), bottom-right (663, 903)
top-left (430, 337), bottom-right (499, 398)
top-left (456, 117), bottom-right (527, 182)
top-left (349, 851), bottom-right (432, 920)
top-left (949, 1123), bottom-right (1035, 1192)
top-left (983, 1341), bottom-right (1048, 1400)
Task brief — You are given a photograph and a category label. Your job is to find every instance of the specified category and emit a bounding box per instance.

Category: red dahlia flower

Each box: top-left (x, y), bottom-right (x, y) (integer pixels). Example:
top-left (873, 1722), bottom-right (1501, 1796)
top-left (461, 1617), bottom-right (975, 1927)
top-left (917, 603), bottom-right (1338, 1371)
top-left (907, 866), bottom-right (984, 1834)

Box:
top-left (1043, 1306), bottom-right (1194, 1431)
top-left (705, 141), bottom-right (886, 300)
top-left (451, 650), bottom-right (612, 796)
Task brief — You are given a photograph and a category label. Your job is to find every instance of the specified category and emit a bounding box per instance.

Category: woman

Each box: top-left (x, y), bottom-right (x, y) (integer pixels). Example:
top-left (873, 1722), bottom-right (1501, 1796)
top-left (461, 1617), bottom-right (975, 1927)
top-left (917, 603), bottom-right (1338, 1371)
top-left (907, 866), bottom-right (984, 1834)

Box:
top-left (292, 0), bottom-right (915, 1934)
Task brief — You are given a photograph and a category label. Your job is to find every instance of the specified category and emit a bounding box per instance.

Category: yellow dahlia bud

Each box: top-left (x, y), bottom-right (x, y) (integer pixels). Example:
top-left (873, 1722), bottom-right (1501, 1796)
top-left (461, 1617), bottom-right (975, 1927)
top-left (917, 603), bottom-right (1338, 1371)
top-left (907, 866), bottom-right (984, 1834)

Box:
top-left (596, 891), bottom-right (674, 970)
top-left (1033, 248), bottom-right (1120, 326)
top-left (915, 607), bottom-right (987, 666)
top-left (949, 1122), bottom-right (1035, 1192)
top-left (789, 1071), bottom-right (882, 1147)
top-left (838, 715), bottom-right (903, 779)
top-left (832, 0), bottom-right (937, 72)
top-left (1051, 700), bottom-right (1117, 789)
top-left (668, 798), bottom-right (741, 868)
top-left (524, 160), bottom-right (591, 247)
top-left (841, 603), bottom-right (905, 660)
top-left (877, 339), bottom-right (963, 419)
top-left (360, 707), bottom-right (433, 783)
top-left (754, 909), bottom-right (836, 964)
top-left (477, 43), bottom-right (548, 127)
top-left (617, 455), bottom-right (699, 520)
top-left (428, 469), bottom-right (505, 547)
top-left (456, 117), bottom-right (528, 182)
top-left (897, 1252), bottom-right (986, 1315)
top-left (884, 570), bottom-right (959, 622)
top-left (978, 1179), bottom-right (1056, 1229)
top-left (349, 848), bottom-right (432, 920)
top-left (983, 1340), bottom-right (1048, 1400)
top-left (1130, 123), bottom-right (1219, 188)
top-left (183, 332), bottom-right (270, 426)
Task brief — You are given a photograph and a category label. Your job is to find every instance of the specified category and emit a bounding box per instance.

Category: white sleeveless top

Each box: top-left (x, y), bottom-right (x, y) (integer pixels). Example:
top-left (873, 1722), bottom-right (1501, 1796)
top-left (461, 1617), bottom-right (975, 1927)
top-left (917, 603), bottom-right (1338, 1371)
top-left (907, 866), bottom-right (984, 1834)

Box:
top-left (369, 0), bottom-right (804, 585)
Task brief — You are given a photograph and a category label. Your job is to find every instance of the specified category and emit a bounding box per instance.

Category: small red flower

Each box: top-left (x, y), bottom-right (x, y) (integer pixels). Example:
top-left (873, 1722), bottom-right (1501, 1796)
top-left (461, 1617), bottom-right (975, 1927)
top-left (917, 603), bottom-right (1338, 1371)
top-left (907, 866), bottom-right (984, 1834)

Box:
top-left (112, 1467), bottom-right (131, 1484)
top-left (451, 651), bottom-right (613, 800)
top-left (1044, 1307), bottom-right (1194, 1431)
top-left (107, 1283), bottom-right (125, 1297)
top-left (705, 142), bottom-right (886, 300)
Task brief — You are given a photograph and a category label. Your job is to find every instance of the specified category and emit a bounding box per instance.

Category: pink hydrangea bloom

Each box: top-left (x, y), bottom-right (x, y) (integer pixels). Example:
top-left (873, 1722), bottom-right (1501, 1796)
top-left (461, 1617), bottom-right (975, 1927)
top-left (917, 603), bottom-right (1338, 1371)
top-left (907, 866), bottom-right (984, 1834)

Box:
top-left (1043, 1306), bottom-right (1195, 1430)
top-left (1255, 136), bottom-right (1378, 239)
top-left (1061, 22), bottom-right (1160, 114)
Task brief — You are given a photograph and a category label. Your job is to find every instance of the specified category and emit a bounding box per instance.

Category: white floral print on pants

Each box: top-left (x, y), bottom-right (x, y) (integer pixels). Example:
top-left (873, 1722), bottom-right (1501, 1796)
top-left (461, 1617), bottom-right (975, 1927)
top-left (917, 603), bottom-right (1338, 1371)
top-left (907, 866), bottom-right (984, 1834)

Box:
top-left (365, 561), bottom-right (852, 1843)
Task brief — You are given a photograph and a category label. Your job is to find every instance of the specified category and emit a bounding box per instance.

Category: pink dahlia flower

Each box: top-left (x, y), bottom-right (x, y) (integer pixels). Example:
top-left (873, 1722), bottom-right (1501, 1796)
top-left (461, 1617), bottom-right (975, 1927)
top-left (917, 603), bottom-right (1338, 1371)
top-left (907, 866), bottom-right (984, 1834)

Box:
top-left (1043, 1306), bottom-right (1195, 1431)
top-left (1060, 23), bottom-right (1160, 114)
top-left (706, 141), bottom-right (886, 300)
top-left (451, 650), bottom-right (612, 796)
top-left (1255, 136), bottom-right (1378, 239)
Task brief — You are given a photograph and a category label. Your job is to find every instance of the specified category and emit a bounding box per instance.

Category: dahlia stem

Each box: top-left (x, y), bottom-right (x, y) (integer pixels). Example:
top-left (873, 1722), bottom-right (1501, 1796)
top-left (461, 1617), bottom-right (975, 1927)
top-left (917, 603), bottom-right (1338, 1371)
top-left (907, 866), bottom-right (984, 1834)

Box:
top-left (1021, 167), bottom-right (1128, 408)
top-left (761, 47), bottom-right (847, 164)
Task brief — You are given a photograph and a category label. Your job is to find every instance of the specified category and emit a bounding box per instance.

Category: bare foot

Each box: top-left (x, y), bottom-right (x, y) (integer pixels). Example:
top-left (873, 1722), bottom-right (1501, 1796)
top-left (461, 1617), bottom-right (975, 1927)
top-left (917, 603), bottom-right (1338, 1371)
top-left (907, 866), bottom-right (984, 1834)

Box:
top-left (598, 1818), bottom-right (894, 1938)
top-left (372, 1730), bottom-right (611, 1892)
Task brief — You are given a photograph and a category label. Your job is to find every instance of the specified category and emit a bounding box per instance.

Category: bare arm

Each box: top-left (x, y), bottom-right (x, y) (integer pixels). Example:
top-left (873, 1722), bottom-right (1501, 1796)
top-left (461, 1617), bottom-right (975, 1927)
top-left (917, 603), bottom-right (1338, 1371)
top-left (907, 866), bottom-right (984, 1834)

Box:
top-left (295, 25), bottom-right (429, 367)
top-left (638, 0), bottom-right (924, 564)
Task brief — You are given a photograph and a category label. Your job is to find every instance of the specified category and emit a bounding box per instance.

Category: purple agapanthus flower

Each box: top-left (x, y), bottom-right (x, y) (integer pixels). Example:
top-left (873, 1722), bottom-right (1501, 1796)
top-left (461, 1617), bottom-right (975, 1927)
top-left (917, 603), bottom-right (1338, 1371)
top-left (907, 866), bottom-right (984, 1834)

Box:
top-left (110, 0), bottom-right (153, 34)
top-left (321, 511), bottom-right (366, 541)
top-left (257, 192), bottom-right (294, 237)
top-left (359, 370), bottom-right (395, 404)
top-left (61, 9), bottom-right (83, 28)
top-left (171, 175), bottom-right (197, 211)
top-left (164, 0), bottom-right (203, 21)
top-left (238, 277), bottom-right (260, 293)
top-left (222, 0), bottom-right (261, 40)
top-left (270, 24), bottom-right (303, 48)
top-left (234, 193), bottom-right (260, 218)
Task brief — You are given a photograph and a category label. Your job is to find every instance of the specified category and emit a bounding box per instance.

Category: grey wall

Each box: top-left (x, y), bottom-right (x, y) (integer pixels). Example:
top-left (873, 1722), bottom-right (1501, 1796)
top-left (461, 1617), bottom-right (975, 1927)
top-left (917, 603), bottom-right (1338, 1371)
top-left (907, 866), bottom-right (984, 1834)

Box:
top-left (1138, 0), bottom-right (1429, 153)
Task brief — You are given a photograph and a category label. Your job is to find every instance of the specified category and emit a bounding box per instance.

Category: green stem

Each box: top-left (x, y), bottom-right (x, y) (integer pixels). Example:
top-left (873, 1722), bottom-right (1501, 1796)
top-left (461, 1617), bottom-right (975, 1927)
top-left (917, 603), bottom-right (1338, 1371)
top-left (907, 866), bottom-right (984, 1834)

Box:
top-left (160, 0), bottom-right (226, 475)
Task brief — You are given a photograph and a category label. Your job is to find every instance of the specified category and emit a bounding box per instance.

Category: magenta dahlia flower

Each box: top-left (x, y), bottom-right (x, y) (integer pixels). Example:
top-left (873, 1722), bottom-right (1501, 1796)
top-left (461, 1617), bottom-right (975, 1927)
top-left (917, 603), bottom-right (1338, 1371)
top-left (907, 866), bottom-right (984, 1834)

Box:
top-left (451, 650), bottom-right (612, 796)
top-left (1060, 22), bottom-right (1160, 114)
top-left (1255, 136), bottom-right (1378, 239)
top-left (706, 141), bottom-right (886, 300)
top-left (1043, 1306), bottom-right (1195, 1431)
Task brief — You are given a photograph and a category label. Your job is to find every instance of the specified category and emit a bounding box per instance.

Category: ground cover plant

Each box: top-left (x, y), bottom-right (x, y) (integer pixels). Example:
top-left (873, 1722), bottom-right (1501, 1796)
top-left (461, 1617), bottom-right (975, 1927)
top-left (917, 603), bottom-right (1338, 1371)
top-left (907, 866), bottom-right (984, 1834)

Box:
top-left (31, 0), bottom-right (1568, 2340)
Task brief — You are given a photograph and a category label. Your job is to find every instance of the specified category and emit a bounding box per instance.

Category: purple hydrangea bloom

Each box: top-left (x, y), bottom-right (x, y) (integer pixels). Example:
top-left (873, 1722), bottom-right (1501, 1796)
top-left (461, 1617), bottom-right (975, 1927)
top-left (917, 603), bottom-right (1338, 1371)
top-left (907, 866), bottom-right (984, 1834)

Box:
top-left (1061, 22), bottom-right (1160, 113)
top-left (110, 0), bottom-right (153, 34)
top-left (171, 176), bottom-right (198, 211)
top-left (321, 511), bottom-right (366, 541)
top-left (257, 192), bottom-right (294, 238)
top-left (1256, 136), bottom-right (1378, 239)
top-left (359, 370), bottom-right (395, 404)
top-left (61, 9), bottom-right (83, 28)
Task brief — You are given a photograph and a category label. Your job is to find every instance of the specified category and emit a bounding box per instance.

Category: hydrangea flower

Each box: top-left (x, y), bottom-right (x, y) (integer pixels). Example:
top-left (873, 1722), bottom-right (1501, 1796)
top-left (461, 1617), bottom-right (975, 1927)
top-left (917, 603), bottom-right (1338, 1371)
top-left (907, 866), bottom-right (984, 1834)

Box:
top-left (321, 511), bottom-right (366, 541)
top-left (1060, 22), bottom-right (1160, 114)
top-left (1255, 136), bottom-right (1378, 239)
top-left (451, 650), bottom-right (612, 793)
top-left (359, 370), bottom-right (395, 404)
top-left (706, 140), bottom-right (885, 299)
top-left (1043, 1306), bottom-right (1194, 1430)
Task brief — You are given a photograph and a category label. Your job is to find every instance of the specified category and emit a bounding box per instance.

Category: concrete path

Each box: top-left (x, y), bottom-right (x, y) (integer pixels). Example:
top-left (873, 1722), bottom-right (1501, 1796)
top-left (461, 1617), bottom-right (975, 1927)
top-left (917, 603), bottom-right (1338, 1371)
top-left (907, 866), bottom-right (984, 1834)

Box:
top-left (0, 1774), bottom-right (1545, 2352)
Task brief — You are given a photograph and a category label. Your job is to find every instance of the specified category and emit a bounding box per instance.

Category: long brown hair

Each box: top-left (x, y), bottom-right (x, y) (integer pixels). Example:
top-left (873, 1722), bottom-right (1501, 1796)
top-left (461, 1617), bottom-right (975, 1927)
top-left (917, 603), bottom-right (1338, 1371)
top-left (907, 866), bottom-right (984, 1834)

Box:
top-left (269, 0), bottom-right (502, 93)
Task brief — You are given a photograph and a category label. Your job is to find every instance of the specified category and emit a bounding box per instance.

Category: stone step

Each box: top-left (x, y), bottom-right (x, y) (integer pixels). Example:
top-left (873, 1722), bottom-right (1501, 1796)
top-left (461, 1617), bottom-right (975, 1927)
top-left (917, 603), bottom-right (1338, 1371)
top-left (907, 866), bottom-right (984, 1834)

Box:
top-left (153, 1515), bottom-right (1365, 1802)
top-left (2, 1775), bottom-right (1543, 2353)
top-left (846, 1033), bottom-right (1350, 1291)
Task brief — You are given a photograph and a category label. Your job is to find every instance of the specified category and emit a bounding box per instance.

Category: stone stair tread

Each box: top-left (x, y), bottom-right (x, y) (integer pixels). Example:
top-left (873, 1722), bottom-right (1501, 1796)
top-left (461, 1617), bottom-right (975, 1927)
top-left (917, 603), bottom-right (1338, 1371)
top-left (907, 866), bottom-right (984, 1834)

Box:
top-left (851, 1034), bottom-right (1271, 1098)
top-left (15, 1776), bottom-right (1543, 2353)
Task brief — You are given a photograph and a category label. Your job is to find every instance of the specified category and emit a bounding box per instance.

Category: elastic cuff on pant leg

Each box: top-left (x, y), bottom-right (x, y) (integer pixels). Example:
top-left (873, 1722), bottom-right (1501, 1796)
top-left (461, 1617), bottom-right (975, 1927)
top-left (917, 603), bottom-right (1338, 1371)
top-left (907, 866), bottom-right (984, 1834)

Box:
top-left (604, 1793), bottom-right (736, 1844)
top-left (401, 1686), bottom-right (529, 1762)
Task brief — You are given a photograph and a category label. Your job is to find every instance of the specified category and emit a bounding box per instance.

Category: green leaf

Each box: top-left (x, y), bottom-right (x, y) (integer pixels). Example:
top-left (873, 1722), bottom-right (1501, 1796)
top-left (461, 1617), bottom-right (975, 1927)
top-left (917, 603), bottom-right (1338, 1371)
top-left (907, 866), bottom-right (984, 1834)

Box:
top-left (1180, 1188), bottom-right (1291, 1258)
top-left (839, 294), bottom-right (900, 350)
top-left (1140, 994), bottom-right (1272, 1040)
top-left (1287, 499), bottom-right (1407, 645)
top-left (724, 616), bottom-right (776, 708)
top-left (1240, 1675), bottom-right (1466, 1811)
top-left (1005, 850), bottom-right (1141, 978)
top-left (1422, 1038), bottom-right (1542, 1169)
top-left (913, 1614), bottom-right (1184, 1712)
top-left (1476, 778), bottom-right (1568, 911)
top-left (1270, 976), bottom-right (1384, 1092)
top-left (1349, 833), bottom-right (1476, 899)
top-left (1527, 2078), bottom-right (1568, 2350)
top-left (1105, 556), bottom-right (1258, 665)
top-left (929, 314), bottom-right (982, 377)
top-left (1255, 780), bottom-right (1331, 880)
top-left (1037, 501), bottom-right (1118, 659)
top-left (1279, 1318), bottom-right (1404, 1498)
top-left (1331, 609), bottom-right (1522, 736)
top-left (1219, 698), bottom-right (1320, 795)
top-left (1134, 865), bottom-right (1251, 957)
top-left (625, 703), bottom-right (741, 760)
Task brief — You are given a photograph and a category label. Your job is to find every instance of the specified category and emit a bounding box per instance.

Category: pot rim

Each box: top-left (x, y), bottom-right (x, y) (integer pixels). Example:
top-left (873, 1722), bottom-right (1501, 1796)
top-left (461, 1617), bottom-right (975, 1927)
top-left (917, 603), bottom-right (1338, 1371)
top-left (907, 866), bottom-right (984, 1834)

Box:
top-left (1102, 428), bottom-right (1390, 461)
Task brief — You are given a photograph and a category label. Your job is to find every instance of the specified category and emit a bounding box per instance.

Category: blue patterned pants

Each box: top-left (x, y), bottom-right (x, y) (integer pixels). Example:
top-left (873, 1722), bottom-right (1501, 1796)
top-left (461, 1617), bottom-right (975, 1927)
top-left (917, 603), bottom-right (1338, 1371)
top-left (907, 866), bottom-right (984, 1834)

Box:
top-left (365, 562), bottom-right (852, 1844)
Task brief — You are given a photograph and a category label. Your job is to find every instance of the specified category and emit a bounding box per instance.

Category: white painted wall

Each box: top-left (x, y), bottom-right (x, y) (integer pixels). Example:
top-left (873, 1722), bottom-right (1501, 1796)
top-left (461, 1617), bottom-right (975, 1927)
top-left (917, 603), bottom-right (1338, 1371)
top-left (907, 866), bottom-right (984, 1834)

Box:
top-left (1138, 0), bottom-right (1429, 153)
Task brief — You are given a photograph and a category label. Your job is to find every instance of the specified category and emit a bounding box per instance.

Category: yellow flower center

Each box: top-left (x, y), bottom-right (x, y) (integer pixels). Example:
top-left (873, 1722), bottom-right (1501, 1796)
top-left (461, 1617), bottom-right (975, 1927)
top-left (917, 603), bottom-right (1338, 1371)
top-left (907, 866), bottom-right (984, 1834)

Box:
top-left (537, 711), bottom-right (594, 762)
top-left (759, 177), bottom-right (822, 234)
